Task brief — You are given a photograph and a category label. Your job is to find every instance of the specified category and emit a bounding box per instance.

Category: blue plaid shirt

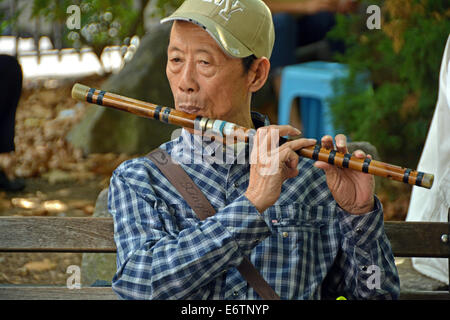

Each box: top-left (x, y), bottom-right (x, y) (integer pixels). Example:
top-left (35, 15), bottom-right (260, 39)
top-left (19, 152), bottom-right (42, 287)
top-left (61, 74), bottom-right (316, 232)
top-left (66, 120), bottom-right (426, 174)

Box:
top-left (108, 112), bottom-right (400, 300)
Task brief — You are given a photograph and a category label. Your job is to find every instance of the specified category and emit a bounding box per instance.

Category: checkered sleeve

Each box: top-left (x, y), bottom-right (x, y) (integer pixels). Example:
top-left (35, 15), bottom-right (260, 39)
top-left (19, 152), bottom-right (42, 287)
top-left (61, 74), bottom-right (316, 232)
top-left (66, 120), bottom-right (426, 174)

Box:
top-left (108, 160), bottom-right (271, 300)
top-left (323, 196), bottom-right (400, 300)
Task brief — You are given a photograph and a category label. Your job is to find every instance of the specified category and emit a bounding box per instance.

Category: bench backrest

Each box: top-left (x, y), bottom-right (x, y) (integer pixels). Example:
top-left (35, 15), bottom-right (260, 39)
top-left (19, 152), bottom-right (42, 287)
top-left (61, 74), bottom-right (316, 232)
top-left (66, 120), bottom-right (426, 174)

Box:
top-left (0, 217), bottom-right (448, 256)
top-left (0, 216), bottom-right (449, 300)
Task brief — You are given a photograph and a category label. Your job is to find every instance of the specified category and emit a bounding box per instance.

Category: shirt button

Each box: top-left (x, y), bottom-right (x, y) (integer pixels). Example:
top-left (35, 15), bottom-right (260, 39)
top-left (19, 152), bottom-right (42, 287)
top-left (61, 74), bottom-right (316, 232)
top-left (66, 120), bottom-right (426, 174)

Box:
top-left (234, 182), bottom-right (239, 188)
top-left (233, 291), bottom-right (239, 297)
top-left (361, 265), bottom-right (368, 272)
top-left (282, 232), bottom-right (289, 238)
top-left (355, 228), bottom-right (362, 234)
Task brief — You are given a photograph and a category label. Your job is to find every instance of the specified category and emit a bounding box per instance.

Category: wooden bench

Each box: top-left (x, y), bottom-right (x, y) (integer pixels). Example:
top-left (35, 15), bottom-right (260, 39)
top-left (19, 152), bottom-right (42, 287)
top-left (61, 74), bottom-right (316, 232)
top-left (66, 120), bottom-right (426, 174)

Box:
top-left (0, 215), bottom-right (449, 300)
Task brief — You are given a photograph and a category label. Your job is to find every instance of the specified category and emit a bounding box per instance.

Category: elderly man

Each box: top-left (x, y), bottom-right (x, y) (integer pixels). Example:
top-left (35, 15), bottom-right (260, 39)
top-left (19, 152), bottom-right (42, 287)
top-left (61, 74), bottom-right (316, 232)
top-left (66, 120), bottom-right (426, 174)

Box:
top-left (108, 0), bottom-right (399, 300)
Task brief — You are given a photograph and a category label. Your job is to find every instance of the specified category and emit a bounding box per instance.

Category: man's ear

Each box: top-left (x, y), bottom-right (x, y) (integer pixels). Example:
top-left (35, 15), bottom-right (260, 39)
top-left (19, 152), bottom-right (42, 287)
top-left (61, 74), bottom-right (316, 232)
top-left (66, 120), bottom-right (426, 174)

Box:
top-left (247, 57), bottom-right (271, 93)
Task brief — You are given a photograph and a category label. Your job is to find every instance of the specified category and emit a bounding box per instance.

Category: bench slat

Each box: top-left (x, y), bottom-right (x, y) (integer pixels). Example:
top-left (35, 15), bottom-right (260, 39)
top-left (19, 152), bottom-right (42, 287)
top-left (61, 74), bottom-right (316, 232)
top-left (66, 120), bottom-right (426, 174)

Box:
top-left (0, 286), bottom-right (118, 300)
top-left (384, 221), bottom-right (450, 257)
top-left (0, 217), bottom-right (448, 300)
top-left (0, 286), bottom-right (448, 300)
top-left (399, 291), bottom-right (450, 300)
top-left (0, 217), bottom-right (449, 258)
top-left (0, 217), bottom-right (116, 253)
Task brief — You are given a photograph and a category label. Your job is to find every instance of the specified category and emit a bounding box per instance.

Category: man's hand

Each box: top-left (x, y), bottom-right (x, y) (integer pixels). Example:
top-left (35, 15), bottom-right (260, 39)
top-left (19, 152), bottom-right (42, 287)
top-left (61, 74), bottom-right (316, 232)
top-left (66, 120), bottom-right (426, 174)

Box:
top-left (245, 125), bottom-right (317, 213)
top-left (314, 134), bottom-right (375, 215)
top-left (245, 128), bottom-right (374, 215)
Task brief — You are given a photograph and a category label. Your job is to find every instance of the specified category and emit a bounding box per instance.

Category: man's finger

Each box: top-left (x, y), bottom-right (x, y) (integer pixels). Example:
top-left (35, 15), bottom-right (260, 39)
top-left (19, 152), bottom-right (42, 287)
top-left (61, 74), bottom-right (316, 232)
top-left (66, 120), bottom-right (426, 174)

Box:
top-left (353, 149), bottom-right (366, 158)
top-left (274, 125), bottom-right (301, 137)
top-left (321, 135), bottom-right (334, 150)
top-left (282, 138), bottom-right (317, 152)
top-left (313, 160), bottom-right (339, 181)
top-left (279, 148), bottom-right (300, 177)
top-left (254, 125), bottom-right (301, 152)
top-left (279, 147), bottom-right (300, 167)
top-left (335, 134), bottom-right (348, 154)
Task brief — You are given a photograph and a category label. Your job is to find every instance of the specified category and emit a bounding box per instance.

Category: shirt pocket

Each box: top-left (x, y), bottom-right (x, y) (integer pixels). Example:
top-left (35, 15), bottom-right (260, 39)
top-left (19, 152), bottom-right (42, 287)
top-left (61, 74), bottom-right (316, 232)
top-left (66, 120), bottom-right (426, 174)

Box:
top-left (265, 202), bottom-right (332, 250)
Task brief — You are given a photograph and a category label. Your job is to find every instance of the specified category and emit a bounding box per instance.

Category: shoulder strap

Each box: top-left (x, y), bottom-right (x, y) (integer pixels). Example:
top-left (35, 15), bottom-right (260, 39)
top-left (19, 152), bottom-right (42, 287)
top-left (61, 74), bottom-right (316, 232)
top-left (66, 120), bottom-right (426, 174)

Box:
top-left (146, 148), bottom-right (280, 300)
top-left (147, 148), bottom-right (215, 220)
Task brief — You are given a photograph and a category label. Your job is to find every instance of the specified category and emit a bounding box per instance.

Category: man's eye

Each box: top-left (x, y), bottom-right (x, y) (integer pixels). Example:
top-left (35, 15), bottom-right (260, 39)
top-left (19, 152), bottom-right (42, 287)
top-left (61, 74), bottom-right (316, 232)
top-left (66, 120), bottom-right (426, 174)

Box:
top-left (171, 57), bottom-right (181, 63)
top-left (200, 60), bottom-right (210, 65)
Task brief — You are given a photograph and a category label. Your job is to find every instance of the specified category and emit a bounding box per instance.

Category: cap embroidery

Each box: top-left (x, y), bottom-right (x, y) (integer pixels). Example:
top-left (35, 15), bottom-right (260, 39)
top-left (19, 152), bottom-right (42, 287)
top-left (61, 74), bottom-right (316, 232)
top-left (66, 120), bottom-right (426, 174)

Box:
top-left (202, 0), bottom-right (244, 21)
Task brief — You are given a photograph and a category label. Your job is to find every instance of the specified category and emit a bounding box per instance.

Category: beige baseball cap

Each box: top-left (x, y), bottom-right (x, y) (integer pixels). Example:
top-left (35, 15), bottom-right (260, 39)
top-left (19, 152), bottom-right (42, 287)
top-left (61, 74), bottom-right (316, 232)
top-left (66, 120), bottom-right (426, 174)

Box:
top-left (161, 0), bottom-right (275, 59)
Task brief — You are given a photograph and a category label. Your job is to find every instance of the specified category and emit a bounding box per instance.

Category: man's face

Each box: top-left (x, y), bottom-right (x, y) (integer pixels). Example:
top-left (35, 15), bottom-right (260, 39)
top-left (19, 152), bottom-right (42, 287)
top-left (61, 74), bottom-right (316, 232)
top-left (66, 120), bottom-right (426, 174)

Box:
top-left (166, 21), bottom-right (252, 125)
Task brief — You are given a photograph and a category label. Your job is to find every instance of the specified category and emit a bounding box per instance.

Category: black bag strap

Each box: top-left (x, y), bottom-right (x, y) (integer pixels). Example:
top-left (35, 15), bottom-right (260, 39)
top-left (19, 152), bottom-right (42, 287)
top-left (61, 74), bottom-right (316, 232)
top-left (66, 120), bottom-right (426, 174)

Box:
top-left (146, 148), bottom-right (280, 300)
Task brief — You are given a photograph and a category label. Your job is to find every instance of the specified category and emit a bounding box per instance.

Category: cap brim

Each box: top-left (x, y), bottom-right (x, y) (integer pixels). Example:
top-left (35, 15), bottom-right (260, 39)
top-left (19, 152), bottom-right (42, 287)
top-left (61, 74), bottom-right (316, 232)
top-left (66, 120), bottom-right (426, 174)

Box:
top-left (161, 13), bottom-right (253, 58)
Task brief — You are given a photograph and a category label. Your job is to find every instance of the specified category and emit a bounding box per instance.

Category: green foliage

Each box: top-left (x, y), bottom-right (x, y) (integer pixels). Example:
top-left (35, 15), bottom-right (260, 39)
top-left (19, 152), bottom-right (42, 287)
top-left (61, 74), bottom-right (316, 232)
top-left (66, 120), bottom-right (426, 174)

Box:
top-left (0, 11), bottom-right (6, 34)
top-left (7, 0), bottom-right (182, 58)
top-left (152, 0), bottom-right (184, 17)
top-left (0, 0), bottom-right (26, 34)
top-left (327, 0), bottom-right (450, 167)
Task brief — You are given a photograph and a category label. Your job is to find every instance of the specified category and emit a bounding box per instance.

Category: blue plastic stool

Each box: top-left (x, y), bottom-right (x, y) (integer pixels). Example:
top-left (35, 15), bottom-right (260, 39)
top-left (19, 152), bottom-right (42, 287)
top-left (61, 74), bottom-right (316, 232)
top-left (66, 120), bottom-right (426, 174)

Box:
top-left (278, 61), bottom-right (349, 140)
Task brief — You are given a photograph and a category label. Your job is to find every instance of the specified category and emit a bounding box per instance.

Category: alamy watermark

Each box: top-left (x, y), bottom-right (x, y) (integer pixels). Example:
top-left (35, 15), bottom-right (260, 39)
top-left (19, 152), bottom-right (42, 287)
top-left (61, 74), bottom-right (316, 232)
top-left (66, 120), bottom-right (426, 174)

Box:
top-left (63, 263), bottom-right (381, 290)
top-left (65, 2), bottom-right (381, 38)
top-left (169, 125), bottom-right (281, 176)
top-left (366, 5), bottom-right (381, 30)
top-left (66, 265), bottom-right (81, 289)
top-left (365, 265), bottom-right (381, 290)
top-left (66, 5), bottom-right (81, 30)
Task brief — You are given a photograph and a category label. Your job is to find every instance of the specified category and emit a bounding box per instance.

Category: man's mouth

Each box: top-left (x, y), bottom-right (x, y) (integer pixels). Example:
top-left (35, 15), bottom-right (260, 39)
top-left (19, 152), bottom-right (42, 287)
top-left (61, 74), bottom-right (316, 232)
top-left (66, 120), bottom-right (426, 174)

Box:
top-left (177, 105), bottom-right (201, 114)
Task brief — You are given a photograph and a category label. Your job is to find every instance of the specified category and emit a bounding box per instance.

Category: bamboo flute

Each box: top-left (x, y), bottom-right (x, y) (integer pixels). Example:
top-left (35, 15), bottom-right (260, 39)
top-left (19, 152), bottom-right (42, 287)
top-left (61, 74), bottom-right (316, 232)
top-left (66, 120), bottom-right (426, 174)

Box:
top-left (71, 83), bottom-right (434, 189)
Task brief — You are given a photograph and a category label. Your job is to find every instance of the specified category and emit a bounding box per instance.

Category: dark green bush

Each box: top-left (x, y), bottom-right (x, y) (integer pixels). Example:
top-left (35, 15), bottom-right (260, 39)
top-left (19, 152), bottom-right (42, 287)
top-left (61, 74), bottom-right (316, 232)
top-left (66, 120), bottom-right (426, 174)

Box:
top-left (328, 0), bottom-right (450, 167)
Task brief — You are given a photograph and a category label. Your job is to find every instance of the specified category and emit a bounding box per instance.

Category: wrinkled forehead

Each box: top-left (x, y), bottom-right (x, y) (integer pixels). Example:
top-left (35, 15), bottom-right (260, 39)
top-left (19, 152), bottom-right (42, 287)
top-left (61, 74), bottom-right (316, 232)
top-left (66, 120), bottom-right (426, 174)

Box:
top-left (168, 20), bottom-right (233, 58)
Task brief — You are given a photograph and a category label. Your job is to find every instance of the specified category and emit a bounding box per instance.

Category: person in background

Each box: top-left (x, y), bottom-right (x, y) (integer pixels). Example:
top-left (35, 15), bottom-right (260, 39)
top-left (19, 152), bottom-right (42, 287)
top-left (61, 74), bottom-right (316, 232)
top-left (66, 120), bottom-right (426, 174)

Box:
top-left (265, 0), bottom-right (358, 70)
top-left (406, 35), bottom-right (450, 287)
top-left (0, 54), bottom-right (25, 192)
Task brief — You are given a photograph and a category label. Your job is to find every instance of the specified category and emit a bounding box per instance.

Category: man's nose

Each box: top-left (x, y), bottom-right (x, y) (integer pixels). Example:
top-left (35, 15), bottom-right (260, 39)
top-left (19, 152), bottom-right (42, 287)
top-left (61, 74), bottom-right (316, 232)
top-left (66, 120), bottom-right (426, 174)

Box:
top-left (178, 60), bottom-right (199, 93)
